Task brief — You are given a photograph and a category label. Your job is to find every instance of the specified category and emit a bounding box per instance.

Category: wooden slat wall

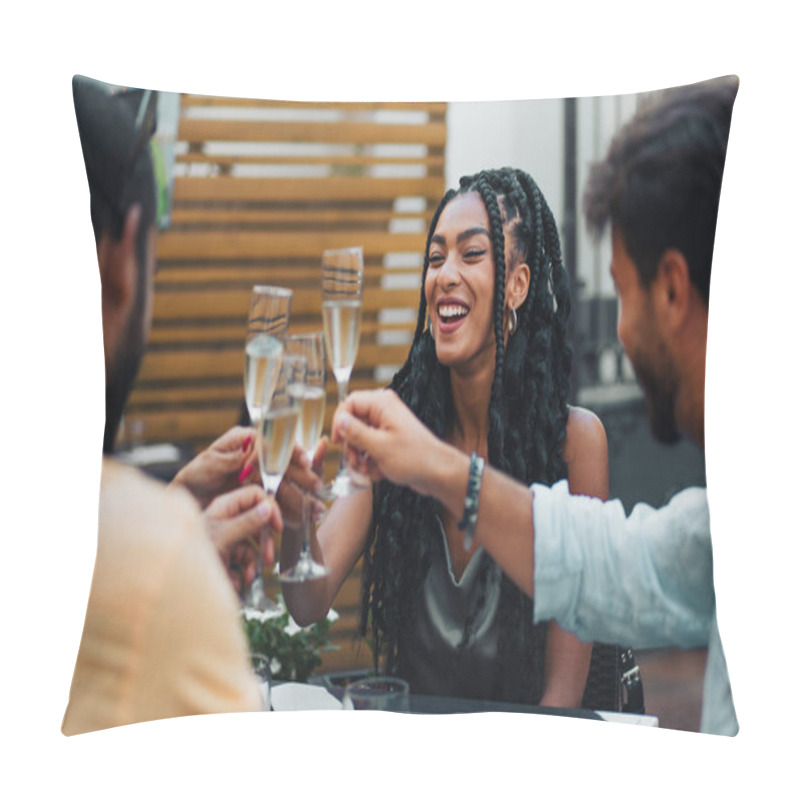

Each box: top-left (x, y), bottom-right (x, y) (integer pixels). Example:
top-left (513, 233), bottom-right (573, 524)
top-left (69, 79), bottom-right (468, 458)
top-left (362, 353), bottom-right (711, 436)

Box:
top-left (120, 94), bottom-right (447, 675)
top-left (123, 95), bottom-right (446, 451)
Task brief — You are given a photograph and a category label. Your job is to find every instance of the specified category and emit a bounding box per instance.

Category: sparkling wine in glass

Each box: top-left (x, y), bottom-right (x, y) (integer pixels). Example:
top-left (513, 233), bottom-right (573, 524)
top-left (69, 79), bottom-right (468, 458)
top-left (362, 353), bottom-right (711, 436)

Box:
top-left (280, 333), bottom-right (329, 583)
top-left (242, 349), bottom-right (304, 614)
top-left (320, 247), bottom-right (369, 498)
top-left (244, 286), bottom-right (292, 425)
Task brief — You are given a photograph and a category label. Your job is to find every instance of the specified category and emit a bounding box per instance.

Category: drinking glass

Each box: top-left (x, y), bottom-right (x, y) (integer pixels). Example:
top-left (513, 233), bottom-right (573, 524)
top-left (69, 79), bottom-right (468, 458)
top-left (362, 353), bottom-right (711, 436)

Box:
top-left (342, 677), bottom-right (410, 712)
top-left (280, 332), bottom-right (330, 583)
top-left (251, 654), bottom-right (272, 711)
top-left (244, 285), bottom-right (292, 426)
top-left (320, 247), bottom-right (369, 498)
top-left (243, 353), bottom-right (306, 613)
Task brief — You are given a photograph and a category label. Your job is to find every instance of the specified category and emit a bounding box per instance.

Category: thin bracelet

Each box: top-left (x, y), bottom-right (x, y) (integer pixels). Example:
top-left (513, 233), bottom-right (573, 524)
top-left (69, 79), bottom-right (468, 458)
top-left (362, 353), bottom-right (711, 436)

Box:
top-left (457, 452), bottom-right (485, 551)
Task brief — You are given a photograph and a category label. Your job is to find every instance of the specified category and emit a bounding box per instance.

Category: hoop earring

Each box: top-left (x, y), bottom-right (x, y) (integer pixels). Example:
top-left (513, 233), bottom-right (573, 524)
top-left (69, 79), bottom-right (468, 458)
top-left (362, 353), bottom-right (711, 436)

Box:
top-left (507, 306), bottom-right (518, 336)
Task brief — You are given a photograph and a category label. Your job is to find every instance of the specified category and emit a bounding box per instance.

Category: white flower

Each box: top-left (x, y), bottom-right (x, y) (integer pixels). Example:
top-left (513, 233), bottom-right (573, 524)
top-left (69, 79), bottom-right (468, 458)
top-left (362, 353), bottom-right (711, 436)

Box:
top-left (242, 595), bottom-right (338, 638)
top-left (242, 606), bottom-right (284, 624)
top-left (283, 606), bottom-right (339, 633)
top-left (284, 617), bottom-right (303, 636)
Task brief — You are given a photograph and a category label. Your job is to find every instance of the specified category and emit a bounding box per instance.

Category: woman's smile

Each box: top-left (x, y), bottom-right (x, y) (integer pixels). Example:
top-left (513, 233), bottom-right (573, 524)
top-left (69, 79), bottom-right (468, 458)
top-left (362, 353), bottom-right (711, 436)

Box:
top-left (435, 298), bottom-right (471, 334)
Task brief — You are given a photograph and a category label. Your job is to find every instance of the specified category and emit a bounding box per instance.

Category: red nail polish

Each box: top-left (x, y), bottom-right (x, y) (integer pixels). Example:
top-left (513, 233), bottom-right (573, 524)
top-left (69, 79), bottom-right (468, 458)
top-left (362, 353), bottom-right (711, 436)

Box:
top-left (238, 462), bottom-right (254, 483)
top-left (242, 435), bottom-right (252, 452)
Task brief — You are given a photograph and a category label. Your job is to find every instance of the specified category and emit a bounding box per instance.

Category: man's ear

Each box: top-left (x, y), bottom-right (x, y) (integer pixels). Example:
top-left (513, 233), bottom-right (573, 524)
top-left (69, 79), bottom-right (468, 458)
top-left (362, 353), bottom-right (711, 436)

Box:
top-left (506, 261), bottom-right (531, 312)
top-left (98, 204), bottom-right (141, 316)
top-left (654, 248), bottom-right (691, 330)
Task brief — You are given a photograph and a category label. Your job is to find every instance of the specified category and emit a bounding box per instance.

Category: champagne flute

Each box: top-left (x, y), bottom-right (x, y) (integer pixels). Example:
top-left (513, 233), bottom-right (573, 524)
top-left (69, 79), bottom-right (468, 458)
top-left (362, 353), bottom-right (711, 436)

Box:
top-left (280, 332), bottom-right (329, 583)
top-left (244, 286), bottom-right (292, 426)
top-left (244, 353), bottom-right (306, 613)
top-left (241, 285), bottom-right (290, 611)
top-left (320, 247), bottom-right (369, 498)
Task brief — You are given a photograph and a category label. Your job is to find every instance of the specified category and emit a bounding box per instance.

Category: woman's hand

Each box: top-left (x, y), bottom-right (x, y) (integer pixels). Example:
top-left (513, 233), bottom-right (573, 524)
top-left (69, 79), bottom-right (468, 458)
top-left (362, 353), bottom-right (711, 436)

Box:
top-left (172, 426), bottom-right (259, 509)
top-left (276, 441), bottom-right (327, 529)
top-left (203, 484), bottom-right (282, 596)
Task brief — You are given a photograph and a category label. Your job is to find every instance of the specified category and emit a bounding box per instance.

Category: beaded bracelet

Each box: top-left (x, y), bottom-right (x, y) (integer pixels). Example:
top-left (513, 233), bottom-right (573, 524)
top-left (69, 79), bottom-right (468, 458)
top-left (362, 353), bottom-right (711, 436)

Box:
top-left (457, 452), bottom-right (485, 551)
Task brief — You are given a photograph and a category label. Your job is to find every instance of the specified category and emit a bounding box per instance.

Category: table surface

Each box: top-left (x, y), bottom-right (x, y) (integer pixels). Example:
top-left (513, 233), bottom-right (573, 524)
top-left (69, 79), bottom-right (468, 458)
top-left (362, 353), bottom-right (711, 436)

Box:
top-left (325, 684), bottom-right (604, 719)
top-left (271, 681), bottom-right (658, 725)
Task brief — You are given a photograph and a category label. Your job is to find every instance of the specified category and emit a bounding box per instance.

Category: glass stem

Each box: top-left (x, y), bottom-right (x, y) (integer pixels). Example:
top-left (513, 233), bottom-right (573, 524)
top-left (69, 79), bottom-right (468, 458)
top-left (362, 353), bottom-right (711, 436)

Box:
top-left (299, 491), bottom-right (311, 559)
top-left (337, 378), bottom-right (349, 474)
top-left (258, 489), bottom-right (277, 581)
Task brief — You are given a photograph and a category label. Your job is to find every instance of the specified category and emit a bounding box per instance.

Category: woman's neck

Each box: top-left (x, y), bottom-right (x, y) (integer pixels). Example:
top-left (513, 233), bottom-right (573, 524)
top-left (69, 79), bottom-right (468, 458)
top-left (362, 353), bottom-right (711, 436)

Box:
top-left (447, 361), bottom-right (493, 456)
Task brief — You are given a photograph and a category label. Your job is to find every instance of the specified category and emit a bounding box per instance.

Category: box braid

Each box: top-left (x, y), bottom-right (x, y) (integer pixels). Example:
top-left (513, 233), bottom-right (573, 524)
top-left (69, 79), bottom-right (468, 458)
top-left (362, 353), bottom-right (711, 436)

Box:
top-left (360, 168), bottom-right (572, 703)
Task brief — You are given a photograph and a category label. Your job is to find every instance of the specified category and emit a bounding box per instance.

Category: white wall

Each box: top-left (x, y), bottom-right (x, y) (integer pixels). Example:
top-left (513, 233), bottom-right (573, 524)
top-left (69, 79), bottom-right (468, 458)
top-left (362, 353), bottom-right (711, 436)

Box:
top-left (446, 95), bottom-right (640, 300)
top-left (445, 99), bottom-right (564, 231)
top-left (575, 92), bottom-right (641, 298)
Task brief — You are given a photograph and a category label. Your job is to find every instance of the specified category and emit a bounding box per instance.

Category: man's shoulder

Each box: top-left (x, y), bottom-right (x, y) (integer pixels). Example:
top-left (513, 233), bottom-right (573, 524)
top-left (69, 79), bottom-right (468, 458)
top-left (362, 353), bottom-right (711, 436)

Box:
top-left (99, 457), bottom-right (204, 552)
top-left (626, 485), bottom-right (709, 527)
top-left (95, 457), bottom-right (232, 613)
top-left (623, 486), bottom-right (711, 565)
top-left (665, 485), bottom-right (709, 515)
top-left (102, 457), bottom-right (199, 515)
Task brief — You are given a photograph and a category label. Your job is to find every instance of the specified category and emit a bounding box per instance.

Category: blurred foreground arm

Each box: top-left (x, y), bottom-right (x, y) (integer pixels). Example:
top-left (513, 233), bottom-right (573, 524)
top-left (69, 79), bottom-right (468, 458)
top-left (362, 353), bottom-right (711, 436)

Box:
top-left (202, 484), bottom-right (282, 597)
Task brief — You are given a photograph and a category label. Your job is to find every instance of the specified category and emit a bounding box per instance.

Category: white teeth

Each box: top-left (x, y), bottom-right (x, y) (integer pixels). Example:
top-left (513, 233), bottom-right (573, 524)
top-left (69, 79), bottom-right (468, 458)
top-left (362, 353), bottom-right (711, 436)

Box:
top-left (438, 305), bottom-right (469, 320)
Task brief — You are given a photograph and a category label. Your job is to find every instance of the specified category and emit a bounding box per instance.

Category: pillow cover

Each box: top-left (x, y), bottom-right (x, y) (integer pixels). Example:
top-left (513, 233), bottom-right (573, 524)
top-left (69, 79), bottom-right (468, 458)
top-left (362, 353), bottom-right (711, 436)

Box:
top-left (64, 74), bottom-right (737, 736)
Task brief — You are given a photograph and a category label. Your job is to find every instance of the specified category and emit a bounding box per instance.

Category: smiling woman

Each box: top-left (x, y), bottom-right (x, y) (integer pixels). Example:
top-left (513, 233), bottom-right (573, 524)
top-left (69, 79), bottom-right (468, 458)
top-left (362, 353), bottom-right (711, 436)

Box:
top-left (426, 194), bottom-right (501, 371)
top-left (281, 167), bottom-right (613, 708)
top-left (425, 191), bottom-right (531, 378)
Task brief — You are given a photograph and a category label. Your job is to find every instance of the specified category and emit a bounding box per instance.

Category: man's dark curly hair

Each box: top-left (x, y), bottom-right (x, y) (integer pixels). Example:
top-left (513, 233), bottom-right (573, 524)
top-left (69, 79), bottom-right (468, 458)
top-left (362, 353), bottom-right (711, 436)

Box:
top-left (359, 167), bottom-right (573, 703)
top-left (583, 75), bottom-right (739, 307)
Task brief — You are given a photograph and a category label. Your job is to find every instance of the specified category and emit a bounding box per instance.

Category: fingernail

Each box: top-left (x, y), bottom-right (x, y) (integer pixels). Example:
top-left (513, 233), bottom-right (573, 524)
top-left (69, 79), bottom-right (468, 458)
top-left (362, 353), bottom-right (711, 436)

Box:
top-left (339, 412), bottom-right (350, 432)
top-left (257, 500), bottom-right (272, 518)
top-left (242, 435), bottom-right (252, 452)
top-left (238, 462), bottom-right (254, 483)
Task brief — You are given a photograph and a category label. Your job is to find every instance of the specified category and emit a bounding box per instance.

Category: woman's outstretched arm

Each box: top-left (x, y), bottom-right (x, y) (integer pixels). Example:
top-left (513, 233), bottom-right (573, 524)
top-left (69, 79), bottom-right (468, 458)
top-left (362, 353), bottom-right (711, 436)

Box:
top-left (278, 441), bottom-right (374, 627)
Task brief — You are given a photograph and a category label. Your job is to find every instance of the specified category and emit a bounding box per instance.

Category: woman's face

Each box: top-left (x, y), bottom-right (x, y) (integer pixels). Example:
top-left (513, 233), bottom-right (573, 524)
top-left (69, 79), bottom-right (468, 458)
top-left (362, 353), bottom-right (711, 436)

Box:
top-left (425, 191), bottom-right (505, 373)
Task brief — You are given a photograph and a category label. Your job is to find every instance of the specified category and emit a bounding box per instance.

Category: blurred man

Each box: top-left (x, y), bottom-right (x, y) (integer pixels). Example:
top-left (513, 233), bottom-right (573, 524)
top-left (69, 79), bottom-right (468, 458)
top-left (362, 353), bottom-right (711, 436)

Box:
top-left (62, 76), bottom-right (281, 735)
top-left (332, 76), bottom-right (739, 735)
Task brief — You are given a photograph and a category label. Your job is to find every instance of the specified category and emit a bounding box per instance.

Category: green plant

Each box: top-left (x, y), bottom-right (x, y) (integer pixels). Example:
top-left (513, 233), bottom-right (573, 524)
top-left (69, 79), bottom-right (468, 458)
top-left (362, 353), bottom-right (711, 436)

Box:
top-left (241, 594), bottom-right (338, 683)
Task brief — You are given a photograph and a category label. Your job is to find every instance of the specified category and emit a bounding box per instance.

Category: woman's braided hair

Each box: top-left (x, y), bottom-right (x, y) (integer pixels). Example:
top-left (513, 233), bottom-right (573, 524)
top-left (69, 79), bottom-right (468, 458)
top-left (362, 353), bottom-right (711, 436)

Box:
top-left (360, 167), bottom-right (573, 702)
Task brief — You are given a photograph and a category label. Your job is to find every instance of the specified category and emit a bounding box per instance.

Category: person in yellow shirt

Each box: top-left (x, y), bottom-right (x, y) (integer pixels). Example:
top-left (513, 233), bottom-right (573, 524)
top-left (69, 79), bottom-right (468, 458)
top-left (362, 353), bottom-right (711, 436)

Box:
top-left (62, 76), bottom-right (283, 735)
